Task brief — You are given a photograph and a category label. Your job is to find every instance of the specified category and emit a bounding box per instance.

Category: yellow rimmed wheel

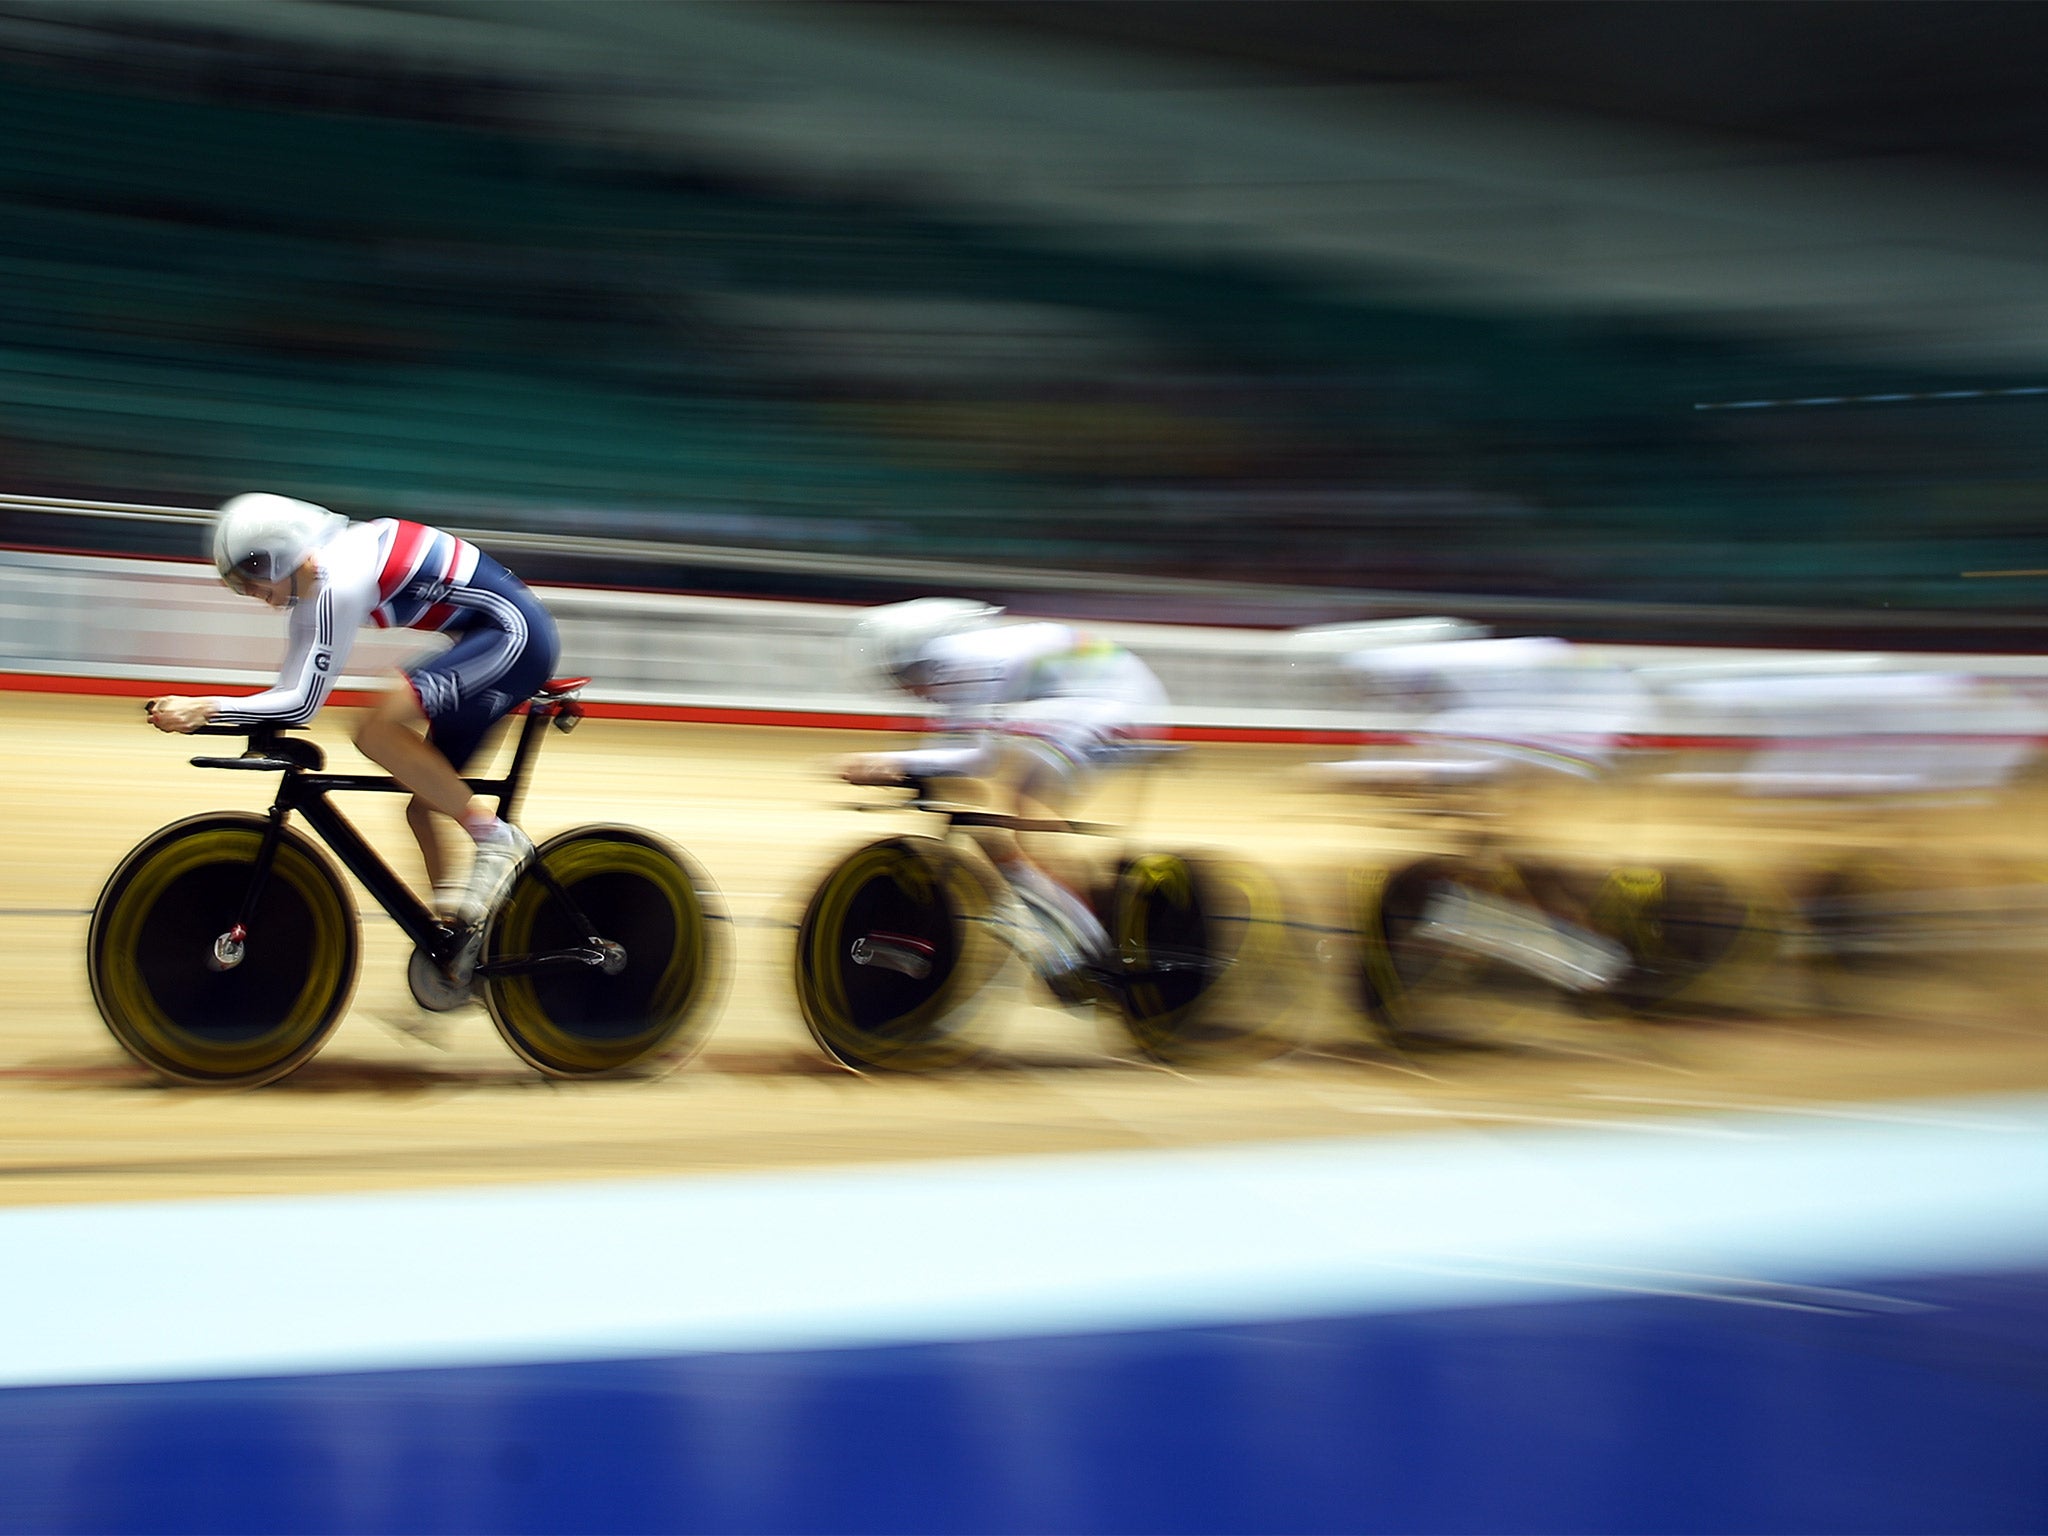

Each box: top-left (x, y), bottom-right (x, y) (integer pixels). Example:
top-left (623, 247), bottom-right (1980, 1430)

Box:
top-left (482, 826), bottom-right (728, 1078)
top-left (87, 813), bottom-right (358, 1086)
top-left (1110, 851), bottom-right (1300, 1065)
top-left (793, 836), bottom-right (999, 1072)
top-left (1594, 863), bottom-right (1780, 1017)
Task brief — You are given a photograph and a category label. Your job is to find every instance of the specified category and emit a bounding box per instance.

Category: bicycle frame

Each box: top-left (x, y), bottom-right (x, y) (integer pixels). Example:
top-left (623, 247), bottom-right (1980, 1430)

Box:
top-left (190, 698), bottom-right (605, 976)
top-left (874, 779), bottom-right (1111, 880)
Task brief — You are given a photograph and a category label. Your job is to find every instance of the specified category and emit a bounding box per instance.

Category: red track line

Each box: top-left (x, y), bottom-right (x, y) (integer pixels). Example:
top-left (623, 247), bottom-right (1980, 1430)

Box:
top-left (10, 672), bottom-right (2046, 748)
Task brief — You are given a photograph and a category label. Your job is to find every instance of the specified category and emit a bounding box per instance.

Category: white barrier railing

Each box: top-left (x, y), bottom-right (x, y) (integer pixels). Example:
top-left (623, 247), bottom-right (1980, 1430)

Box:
top-left (5, 548), bottom-right (2048, 739)
top-left (0, 549), bottom-right (1323, 730)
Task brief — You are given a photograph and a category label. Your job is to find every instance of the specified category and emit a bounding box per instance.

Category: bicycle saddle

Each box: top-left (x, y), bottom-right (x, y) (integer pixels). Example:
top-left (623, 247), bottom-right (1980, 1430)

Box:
top-left (532, 677), bottom-right (590, 704)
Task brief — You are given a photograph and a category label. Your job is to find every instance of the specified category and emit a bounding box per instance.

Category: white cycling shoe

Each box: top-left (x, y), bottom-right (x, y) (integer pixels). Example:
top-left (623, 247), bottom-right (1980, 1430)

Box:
top-left (1005, 875), bottom-right (1113, 1005)
top-left (457, 823), bottom-right (535, 932)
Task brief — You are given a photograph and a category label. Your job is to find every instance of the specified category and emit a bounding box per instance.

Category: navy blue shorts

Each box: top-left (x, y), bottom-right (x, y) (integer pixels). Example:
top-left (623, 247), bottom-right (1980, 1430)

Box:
top-left (404, 557), bottom-right (561, 772)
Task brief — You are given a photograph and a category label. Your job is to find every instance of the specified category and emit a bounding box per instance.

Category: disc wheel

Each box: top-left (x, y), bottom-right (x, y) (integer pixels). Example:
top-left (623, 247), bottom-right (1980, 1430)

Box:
top-left (482, 826), bottom-right (728, 1077)
top-left (1800, 854), bottom-right (1958, 1020)
top-left (1110, 851), bottom-right (1300, 1065)
top-left (87, 813), bottom-right (358, 1086)
top-left (793, 837), bottom-right (997, 1071)
top-left (1594, 864), bottom-right (1778, 1017)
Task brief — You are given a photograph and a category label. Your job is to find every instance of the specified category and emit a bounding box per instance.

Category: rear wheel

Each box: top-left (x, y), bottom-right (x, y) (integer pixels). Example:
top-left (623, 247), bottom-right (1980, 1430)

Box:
top-left (482, 826), bottom-right (728, 1077)
top-left (87, 813), bottom-right (358, 1086)
top-left (1110, 852), bottom-right (1300, 1065)
top-left (793, 837), bottom-right (998, 1071)
top-left (1595, 864), bottom-right (1778, 1016)
top-left (1801, 854), bottom-right (1975, 1021)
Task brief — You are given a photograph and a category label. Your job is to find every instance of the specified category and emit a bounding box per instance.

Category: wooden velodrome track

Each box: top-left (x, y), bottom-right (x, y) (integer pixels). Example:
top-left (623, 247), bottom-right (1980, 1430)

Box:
top-left (4, 690), bottom-right (2047, 1210)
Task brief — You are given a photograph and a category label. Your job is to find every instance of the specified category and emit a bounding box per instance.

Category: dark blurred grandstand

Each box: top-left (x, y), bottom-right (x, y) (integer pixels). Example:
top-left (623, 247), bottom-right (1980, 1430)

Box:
top-left (3, 0), bottom-right (2048, 636)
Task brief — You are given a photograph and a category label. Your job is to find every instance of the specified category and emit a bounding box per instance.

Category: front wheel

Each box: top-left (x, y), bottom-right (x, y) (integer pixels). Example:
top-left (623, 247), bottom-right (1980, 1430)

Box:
top-left (87, 813), bottom-right (359, 1086)
top-left (482, 826), bottom-right (729, 1077)
top-left (793, 836), bottom-right (1001, 1071)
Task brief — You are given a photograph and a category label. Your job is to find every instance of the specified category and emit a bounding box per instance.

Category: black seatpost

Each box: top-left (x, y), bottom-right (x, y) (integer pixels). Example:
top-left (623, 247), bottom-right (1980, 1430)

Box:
top-left (495, 706), bottom-right (553, 826)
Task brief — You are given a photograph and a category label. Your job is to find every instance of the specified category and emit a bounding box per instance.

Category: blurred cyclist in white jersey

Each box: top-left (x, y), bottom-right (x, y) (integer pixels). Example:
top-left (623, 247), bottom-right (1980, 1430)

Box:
top-left (1317, 631), bottom-right (1651, 786)
top-left (147, 493), bottom-right (560, 937)
top-left (841, 597), bottom-right (1168, 982)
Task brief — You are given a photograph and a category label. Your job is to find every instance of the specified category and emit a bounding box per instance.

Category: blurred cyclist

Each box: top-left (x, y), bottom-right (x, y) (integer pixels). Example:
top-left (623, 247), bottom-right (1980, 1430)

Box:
top-left (841, 597), bottom-right (1168, 985)
top-left (147, 493), bottom-right (560, 942)
top-left (1294, 624), bottom-right (1654, 993)
top-left (1318, 631), bottom-right (1650, 786)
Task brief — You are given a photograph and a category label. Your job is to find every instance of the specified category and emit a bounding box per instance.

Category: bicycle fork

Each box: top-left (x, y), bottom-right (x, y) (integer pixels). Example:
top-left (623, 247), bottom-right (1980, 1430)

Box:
top-left (206, 807), bottom-right (290, 972)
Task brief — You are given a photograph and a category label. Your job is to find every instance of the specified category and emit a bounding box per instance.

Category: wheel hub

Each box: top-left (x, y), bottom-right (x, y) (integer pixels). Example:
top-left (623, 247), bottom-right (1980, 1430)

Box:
top-left (207, 927), bottom-right (246, 972)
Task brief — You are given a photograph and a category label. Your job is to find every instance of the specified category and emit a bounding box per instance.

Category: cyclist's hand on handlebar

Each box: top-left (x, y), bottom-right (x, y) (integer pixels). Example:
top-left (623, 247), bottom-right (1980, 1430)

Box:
top-left (841, 753), bottom-right (909, 787)
top-left (146, 696), bottom-right (215, 734)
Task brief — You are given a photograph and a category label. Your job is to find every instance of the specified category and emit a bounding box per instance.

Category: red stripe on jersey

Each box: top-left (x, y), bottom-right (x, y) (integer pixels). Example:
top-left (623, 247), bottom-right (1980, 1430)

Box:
top-left (371, 521), bottom-right (432, 626)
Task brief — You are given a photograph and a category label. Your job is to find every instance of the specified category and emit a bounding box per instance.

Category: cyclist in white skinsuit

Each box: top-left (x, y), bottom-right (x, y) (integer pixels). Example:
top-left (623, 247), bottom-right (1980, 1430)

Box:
top-left (148, 494), bottom-right (560, 931)
top-left (842, 598), bottom-right (1168, 980)
top-left (1300, 627), bottom-right (1653, 992)
top-left (1330, 634), bottom-right (1650, 785)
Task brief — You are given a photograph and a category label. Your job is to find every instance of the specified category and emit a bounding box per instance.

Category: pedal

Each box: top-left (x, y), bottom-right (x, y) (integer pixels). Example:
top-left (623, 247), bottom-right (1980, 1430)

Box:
top-left (1411, 885), bottom-right (1628, 992)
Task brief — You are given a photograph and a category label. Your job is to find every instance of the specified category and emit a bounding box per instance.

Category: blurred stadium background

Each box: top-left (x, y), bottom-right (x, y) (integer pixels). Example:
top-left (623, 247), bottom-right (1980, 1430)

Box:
top-left (5, 0), bottom-right (2048, 630)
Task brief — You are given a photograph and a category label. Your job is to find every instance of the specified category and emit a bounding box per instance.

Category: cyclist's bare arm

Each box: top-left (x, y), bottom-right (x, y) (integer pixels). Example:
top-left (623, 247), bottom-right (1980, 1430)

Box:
top-left (841, 732), bottom-right (1001, 786)
top-left (147, 696), bottom-right (217, 734)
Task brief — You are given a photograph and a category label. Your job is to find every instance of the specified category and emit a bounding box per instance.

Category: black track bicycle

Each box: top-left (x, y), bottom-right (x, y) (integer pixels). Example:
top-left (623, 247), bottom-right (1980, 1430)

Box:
top-left (89, 679), bottom-right (728, 1086)
top-left (792, 773), bottom-right (1300, 1072)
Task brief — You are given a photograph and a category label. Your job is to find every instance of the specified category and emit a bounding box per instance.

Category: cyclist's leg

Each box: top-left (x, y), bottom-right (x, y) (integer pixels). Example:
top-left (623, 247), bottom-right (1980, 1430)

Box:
top-left (356, 682), bottom-right (477, 829)
top-left (998, 708), bottom-right (1122, 964)
top-left (356, 681), bottom-right (499, 916)
top-left (404, 794), bottom-right (457, 910)
top-left (433, 655), bottom-right (553, 922)
top-left (372, 580), bottom-right (558, 916)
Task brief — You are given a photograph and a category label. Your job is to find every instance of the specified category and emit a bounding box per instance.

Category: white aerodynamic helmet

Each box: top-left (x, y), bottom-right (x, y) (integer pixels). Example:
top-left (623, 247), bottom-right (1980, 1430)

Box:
top-left (850, 596), bottom-right (1003, 687)
top-left (211, 493), bottom-right (348, 592)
